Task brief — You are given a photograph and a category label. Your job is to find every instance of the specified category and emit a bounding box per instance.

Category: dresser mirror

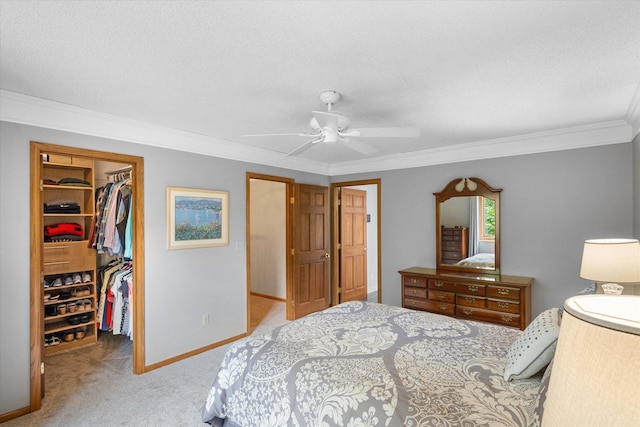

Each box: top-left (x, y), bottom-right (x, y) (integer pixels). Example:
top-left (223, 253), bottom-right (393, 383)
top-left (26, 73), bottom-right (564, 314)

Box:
top-left (435, 177), bottom-right (502, 274)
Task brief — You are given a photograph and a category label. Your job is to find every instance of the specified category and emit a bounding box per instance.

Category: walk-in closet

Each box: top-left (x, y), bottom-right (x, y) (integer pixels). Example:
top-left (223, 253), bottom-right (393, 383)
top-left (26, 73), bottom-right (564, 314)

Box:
top-left (30, 141), bottom-right (145, 406)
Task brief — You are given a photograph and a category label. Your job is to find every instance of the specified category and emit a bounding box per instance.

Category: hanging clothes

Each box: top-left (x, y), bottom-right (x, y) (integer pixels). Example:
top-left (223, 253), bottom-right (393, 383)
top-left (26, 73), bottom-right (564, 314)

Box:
top-left (92, 178), bottom-right (133, 257)
top-left (96, 260), bottom-right (133, 340)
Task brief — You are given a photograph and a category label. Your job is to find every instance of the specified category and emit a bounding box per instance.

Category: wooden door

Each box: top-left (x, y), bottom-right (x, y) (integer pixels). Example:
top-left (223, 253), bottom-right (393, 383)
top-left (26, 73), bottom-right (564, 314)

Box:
top-left (339, 188), bottom-right (368, 302)
top-left (293, 184), bottom-right (330, 318)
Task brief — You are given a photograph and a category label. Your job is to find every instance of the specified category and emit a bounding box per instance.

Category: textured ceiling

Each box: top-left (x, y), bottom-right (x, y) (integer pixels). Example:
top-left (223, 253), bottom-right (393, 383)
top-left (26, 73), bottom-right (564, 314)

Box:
top-left (1, 1), bottom-right (640, 167)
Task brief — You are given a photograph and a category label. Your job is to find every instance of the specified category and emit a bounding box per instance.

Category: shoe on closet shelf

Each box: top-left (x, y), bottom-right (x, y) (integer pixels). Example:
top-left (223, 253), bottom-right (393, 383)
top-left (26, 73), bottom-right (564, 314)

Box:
top-left (67, 302), bottom-right (76, 313)
top-left (82, 272), bottom-right (91, 283)
top-left (44, 280), bottom-right (51, 288)
top-left (52, 278), bottom-right (63, 287)
top-left (76, 300), bottom-right (85, 312)
top-left (64, 276), bottom-right (73, 285)
top-left (73, 274), bottom-right (82, 284)
top-left (50, 336), bottom-right (61, 346)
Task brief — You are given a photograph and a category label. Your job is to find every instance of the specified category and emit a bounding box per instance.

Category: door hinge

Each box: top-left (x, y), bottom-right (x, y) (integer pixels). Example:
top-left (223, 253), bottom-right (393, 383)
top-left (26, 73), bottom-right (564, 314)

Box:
top-left (337, 286), bottom-right (342, 294)
top-left (39, 179), bottom-right (43, 191)
top-left (290, 196), bottom-right (295, 204)
top-left (41, 362), bottom-right (45, 374)
top-left (41, 272), bottom-right (44, 283)
top-left (290, 248), bottom-right (295, 255)
top-left (337, 243), bottom-right (341, 250)
top-left (289, 299), bottom-right (295, 307)
top-left (337, 198), bottom-right (341, 206)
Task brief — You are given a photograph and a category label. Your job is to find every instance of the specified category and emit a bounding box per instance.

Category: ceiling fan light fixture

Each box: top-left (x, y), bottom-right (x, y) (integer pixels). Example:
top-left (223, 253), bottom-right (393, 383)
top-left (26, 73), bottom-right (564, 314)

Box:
top-left (323, 128), bottom-right (338, 143)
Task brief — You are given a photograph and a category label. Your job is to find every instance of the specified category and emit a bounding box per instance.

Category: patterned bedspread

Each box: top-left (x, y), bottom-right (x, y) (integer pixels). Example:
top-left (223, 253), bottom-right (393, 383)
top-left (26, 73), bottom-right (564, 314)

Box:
top-left (456, 253), bottom-right (495, 268)
top-left (202, 301), bottom-right (540, 427)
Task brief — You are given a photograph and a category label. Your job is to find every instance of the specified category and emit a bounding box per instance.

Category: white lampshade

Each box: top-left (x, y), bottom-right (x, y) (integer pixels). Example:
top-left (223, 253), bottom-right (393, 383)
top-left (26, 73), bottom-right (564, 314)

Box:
top-left (542, 295), bottom-right (640, 425)
top-left (579, 239), bottom-right (640, 283)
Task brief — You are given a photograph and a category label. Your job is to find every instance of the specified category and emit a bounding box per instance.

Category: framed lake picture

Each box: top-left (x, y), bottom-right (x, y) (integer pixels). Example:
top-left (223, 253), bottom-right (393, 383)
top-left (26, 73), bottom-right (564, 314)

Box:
top-left (167, 187), bottom-right (229, 249)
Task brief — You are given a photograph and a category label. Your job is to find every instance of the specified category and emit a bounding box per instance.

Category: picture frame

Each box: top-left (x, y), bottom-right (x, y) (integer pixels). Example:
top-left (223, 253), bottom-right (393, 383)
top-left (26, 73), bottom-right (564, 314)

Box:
top-left (166, 186), bottom-right (229, 249)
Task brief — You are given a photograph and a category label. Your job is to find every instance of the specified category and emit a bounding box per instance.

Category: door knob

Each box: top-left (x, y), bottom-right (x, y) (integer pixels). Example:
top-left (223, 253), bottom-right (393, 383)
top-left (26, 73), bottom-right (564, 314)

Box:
top-left (324, 253), bottom-right (330, 258)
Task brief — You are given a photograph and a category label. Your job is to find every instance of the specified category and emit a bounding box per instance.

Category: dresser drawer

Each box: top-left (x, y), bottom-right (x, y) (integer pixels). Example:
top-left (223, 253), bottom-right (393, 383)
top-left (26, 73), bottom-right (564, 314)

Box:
top-left (456, 283), bottom-right (486, 296)
top-left (457, 295), bottom-right (486, 308)
top-left (404, 297), bottom-right (429, 311)
top-left (487, 285), bottom-right (520, 300)
top-left (424, 300), bottom-right (455, 316)
top-left (428, 290), bottom-right (455, 304)
top-left (403, 275), bottom-right (427, 288)
top-left (428, 279), bottom-right (457, 292)
top-left (457, 306), bottom-right (521, 327)
top-left (443, 241), bottom-right (461, 250)
top-left (487, 299), bottom-right (520, 314)
top-left (442, 250), bottom-right (462, 260)
top-left (404, 286), bottom-right (427, 299)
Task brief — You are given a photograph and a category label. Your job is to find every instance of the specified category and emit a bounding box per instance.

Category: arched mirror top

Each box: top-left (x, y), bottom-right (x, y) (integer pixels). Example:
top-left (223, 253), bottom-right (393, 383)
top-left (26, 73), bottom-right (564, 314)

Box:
top-left (435, 178), bottom-right (502, 274)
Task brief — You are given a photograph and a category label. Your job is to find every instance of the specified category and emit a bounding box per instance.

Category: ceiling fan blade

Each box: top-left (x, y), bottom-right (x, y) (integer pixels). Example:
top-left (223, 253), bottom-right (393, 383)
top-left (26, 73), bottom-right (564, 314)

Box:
top-left (242, 133), bottom-right (318, 138)
top-left (312, 111), bottom-right (339, 130)
top-left (348, 127), bottom-right (421, 138)
top-left (342, 138), bottom-right (379, 155)
top-left (287, 137), bottom-right (323, 156)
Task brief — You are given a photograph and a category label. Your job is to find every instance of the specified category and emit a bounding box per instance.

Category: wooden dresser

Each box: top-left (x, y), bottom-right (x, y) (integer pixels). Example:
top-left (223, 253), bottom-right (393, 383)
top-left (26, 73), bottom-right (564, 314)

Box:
top-left (399, 267), bottom-right (533, 330)
top-left (441, 226), bottom-right (468, 264)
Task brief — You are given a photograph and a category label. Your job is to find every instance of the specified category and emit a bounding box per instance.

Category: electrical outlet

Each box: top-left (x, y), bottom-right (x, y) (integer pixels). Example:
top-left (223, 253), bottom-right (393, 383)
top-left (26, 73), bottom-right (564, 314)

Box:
top-left (202, 313), bottom-right (210, 325)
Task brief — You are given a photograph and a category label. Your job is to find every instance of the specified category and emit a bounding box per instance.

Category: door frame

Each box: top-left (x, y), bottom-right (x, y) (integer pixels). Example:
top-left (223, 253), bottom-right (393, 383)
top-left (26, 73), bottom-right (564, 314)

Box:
top-left (29, 142), bottom-right (145, 412)
top-left (330, 179), bottom-right (382, 306)
top-left (245, 173), bottom-right (295, 326)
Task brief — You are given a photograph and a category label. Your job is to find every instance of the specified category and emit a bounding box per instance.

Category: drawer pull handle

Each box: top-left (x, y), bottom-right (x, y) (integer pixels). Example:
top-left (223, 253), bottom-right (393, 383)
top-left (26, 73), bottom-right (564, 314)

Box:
top-left (440, 304), bottom-right (449, 310)
top-left (437, 293), bottom-right (446, 300)
top-left (43, 261), bottom-right (70, 266)
top-left (410, 278), bottom-right (418, 284)
top-left (497, 288), bottom-right (510, 295)
top-left (463, 308), bottom-right (472, 315)
top-left (468, 285), bottom-right (479, 292)
top-left (44, 246), bottom-right (70, 250)
top-left (501, 315), bottom-right (513, 322)
top-left (412, 289), bottom-right (419, 295)
top-left (408, 299), bottom-right (417, 305)
top-left (465, 297), bottom-right (475, 304)
top-left (497, 302), bottom-right (510, 309)
top-left (434, 281), bottom-right (443, 287)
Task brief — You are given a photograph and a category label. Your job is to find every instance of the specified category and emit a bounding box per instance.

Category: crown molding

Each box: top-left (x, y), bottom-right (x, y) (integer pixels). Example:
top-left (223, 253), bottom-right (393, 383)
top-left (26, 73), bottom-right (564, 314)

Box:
top-left (0, 90), bottom-right (329, 176)
top-left (329, 120), bottom-right (632, 175)
top-left (624, 81), bottom-right (640, 138)
top-left (1, 89), bottom-right (632, 177)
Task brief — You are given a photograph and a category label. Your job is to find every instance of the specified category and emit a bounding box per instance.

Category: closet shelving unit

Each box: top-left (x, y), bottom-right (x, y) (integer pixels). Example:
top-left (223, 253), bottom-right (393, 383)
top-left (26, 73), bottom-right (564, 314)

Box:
top-left (41, 154), bottom-right (97, 354)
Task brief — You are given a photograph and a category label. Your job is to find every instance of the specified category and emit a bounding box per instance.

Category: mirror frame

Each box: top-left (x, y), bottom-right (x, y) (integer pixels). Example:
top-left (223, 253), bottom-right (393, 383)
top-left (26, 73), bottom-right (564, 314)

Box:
top-left (435, 177), bottom-right (502, 275)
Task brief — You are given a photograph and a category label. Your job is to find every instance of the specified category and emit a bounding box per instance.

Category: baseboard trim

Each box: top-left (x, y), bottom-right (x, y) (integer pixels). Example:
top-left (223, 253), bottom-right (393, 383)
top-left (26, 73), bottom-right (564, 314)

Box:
top-left (142, 333), bottom-right (246, 373)
top-left (251, 291), bottom-right (286, 303)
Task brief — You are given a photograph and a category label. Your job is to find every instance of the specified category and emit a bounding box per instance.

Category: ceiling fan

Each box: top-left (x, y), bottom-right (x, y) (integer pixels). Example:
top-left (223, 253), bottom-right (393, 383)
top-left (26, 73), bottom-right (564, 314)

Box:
top-left (243, 91), bottom-right (421, 156)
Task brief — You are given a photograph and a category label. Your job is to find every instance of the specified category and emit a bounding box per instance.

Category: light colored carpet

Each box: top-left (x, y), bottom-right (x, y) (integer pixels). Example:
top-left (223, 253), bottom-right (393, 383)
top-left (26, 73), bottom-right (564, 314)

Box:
top-left (6, 296), bottom-right (287, 426)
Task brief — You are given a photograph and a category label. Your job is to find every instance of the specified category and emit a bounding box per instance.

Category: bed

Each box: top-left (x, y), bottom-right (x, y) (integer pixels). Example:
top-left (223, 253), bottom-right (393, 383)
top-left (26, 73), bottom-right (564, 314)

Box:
top-left (456, 253), bottom-right (495, 268)
top-left (202, 301), bottom-right (547, 426)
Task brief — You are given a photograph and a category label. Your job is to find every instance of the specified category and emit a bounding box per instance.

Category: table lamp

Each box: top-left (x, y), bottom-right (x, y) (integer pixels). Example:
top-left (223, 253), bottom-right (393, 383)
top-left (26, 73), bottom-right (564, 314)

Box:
top-left (579, 238), bottom-right (640, 294)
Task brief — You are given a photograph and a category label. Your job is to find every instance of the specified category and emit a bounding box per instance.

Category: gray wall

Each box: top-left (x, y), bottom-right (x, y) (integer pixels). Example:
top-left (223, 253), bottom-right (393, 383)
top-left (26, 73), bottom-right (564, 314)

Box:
top-left (0, 121), bottom-right (327, 415)
top-left (333, 143), bottom-right (635, 316)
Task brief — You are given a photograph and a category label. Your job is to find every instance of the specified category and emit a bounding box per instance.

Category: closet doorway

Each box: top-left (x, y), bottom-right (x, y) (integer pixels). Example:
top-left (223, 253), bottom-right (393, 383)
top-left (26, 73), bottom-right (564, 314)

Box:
top-left (29, 142), bottom-right (145, 412)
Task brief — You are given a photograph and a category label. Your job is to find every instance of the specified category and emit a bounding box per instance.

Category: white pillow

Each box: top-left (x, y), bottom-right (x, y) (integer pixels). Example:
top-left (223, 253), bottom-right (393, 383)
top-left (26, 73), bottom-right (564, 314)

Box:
top-left (504, 308), bottom-right (560, 382)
